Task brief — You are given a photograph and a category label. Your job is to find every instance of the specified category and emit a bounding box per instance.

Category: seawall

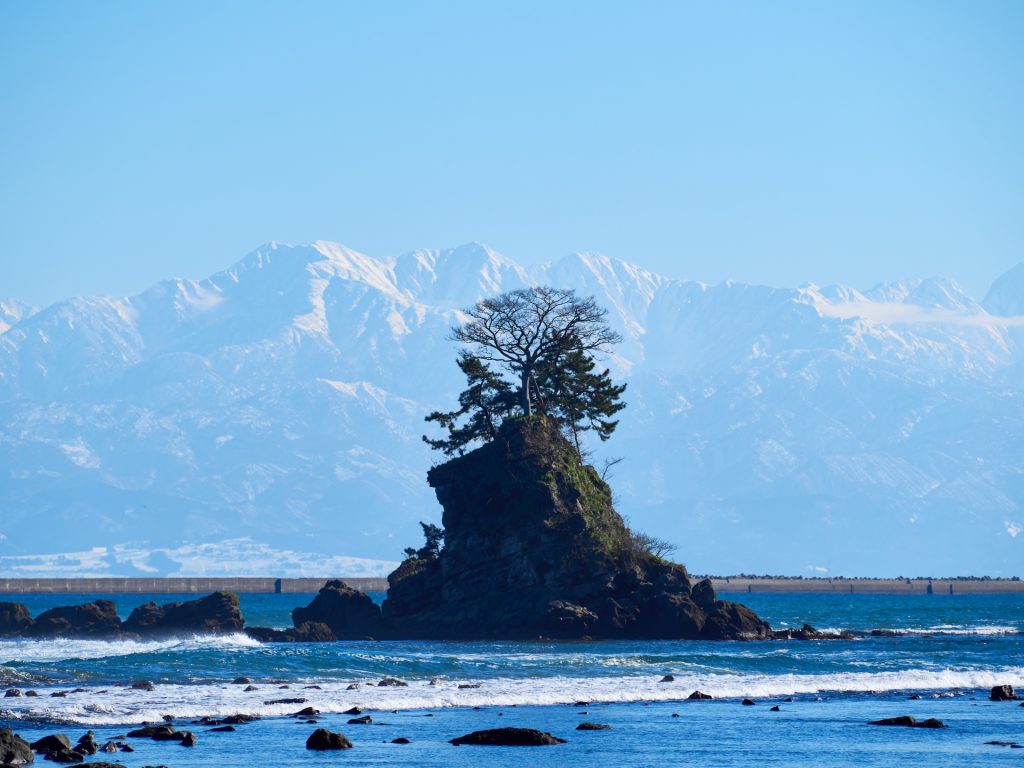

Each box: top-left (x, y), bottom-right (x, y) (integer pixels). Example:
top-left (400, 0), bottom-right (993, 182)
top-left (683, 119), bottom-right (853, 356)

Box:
top-left (0, 577), bottom-right (388, 594)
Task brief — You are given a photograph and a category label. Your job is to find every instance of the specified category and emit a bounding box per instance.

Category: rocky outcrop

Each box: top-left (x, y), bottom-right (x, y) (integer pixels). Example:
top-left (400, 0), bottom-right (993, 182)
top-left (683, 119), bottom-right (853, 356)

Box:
top-left (23, 601), bottom-right (121, 639)
top-left (6, 592), bottom-right (245, 640)
top-left (377, 417), bottom-right (770, 640)
top-left (0, 603), bottom-right (32, 637)
top-left (122, 591), bottom-right (243, 636)
top-left (990, 684), bottom-right (1017, 701)
top-left (291, 581), bottom-right (384, 639)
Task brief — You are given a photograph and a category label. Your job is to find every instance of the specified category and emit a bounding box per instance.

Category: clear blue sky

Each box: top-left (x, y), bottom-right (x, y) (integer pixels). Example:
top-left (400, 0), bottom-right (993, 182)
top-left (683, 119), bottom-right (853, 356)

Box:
top-left (1, 1), bottom-right (1022, 306)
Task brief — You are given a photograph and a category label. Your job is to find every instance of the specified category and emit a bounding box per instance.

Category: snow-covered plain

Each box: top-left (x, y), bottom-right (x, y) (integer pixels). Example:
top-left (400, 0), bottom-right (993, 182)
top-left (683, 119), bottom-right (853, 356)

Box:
top-left (1, 241), bottom-right (1021, 576)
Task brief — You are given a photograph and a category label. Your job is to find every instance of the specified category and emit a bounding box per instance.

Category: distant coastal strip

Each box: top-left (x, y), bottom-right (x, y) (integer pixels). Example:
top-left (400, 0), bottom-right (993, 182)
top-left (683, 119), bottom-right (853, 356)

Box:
top-left (0, 576), bottom-right (1019, 594)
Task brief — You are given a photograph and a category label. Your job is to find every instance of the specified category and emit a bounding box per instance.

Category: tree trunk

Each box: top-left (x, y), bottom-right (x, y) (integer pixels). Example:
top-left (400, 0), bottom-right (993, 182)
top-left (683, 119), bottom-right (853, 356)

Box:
top-left (520, 369), bottom-right (532, 416)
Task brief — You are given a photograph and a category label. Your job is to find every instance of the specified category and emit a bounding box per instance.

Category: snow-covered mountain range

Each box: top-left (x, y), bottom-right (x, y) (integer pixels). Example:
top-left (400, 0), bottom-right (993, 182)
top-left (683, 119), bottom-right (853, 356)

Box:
top-left (1, 241), bottom-right (1021, 576)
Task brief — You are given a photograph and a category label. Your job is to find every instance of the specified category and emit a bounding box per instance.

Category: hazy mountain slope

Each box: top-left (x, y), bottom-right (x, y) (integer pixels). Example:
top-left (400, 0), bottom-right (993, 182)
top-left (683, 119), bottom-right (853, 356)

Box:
top-left (0, 245), bottom-right (1021, 576)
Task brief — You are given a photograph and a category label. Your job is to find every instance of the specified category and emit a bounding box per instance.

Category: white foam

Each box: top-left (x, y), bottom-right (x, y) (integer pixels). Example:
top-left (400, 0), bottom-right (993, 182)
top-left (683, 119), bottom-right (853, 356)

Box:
top-left (2, 667), bottom-right (1022, 725)
top-left (0, 633), bottom-right (261, 664)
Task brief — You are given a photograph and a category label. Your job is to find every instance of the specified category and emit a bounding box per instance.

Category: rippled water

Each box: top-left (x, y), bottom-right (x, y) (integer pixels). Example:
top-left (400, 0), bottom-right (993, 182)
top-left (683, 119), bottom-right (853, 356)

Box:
top-left (1, 591), bottom-right (1021, 766)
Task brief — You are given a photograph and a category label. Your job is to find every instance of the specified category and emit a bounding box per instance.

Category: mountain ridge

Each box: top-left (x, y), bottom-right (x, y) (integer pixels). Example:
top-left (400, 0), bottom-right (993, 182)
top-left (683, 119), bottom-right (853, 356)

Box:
top-left (0, 243), bottom-right (1021, 577)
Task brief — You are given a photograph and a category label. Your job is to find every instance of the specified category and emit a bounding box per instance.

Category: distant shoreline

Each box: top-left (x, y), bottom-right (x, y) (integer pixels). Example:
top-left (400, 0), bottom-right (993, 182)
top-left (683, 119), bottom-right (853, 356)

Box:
top-left (0, 575), bottom-right (1020, 595)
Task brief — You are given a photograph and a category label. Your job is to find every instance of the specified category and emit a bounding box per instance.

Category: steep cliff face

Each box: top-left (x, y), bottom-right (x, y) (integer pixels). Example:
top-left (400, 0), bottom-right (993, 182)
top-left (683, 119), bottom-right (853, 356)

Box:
top-left (380, 417), bottom-right (770, 640)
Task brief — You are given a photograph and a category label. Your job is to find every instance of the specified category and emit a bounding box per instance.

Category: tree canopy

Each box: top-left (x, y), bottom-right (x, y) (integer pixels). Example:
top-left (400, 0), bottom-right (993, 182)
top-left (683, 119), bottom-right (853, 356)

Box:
top-left (424, 286), bottom-right (626, 456)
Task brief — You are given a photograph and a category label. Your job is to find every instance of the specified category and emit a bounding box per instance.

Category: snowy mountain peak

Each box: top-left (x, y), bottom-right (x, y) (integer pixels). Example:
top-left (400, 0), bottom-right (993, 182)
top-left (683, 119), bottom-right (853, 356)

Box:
top-left (983, 262), bottom-right (1024, 317)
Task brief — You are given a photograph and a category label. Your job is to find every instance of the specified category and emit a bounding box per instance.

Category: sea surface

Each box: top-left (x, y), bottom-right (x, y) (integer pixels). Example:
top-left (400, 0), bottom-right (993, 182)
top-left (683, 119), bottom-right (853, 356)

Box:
top-left (1, 591), bottom-right (1022, 766)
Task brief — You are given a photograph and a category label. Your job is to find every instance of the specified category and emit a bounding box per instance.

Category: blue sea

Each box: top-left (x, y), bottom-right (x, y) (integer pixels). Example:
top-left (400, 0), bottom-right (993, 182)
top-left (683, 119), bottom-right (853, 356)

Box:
top-left (1, 591), bottom-right (1022, 766)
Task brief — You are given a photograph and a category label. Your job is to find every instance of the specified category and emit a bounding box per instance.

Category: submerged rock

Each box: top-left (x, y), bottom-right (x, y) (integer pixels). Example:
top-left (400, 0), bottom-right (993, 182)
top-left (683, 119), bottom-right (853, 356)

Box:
top-left (990, 684), bottom-right (1017, 701)
top-left (450, 727), bottom-right (566, 746)
top-left (576, 723), bottom-right (611, 730)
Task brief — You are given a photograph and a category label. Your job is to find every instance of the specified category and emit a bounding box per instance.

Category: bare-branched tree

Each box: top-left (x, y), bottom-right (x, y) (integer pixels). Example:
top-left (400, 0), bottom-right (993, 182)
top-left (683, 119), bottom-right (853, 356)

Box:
top-left (452, 286), bottom-right (622, 417)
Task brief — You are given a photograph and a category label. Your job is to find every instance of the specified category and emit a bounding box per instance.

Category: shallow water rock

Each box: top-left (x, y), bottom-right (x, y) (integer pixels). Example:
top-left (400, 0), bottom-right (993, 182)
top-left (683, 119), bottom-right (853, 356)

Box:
top-left (990, 684), bottom-right (1017, 701)
top-left (343, 707), bottom-right (362, 715)
top-left (4, 688), bottom-right (21, 697)
top-left (391, 737), bottom-right (411, 744)
top-left (74, 734), bottom-right (96, 755)
top-left (347, 716), bottom-right (372, 725)
top-left (130, 681), bottom-right (155, 691)
top-left (741, 698), bottom-right (755, 706)
top-left (659, 675), bottom-right (675, 683)
top-left (378, 677), bottom-right (408, 687)
top-left (450, 727), bottom-right (566, 746)
top-left (0, 727), bottom-right (35, 765)
top-left (576, 723), bottom-right (611, 730)
top-left (868, 716), bottom-right (947, 728)
top-left (263, 697), bottom-right (305, 705)
top-left (179, 732), bottom-right (196, 747)
top-left (306, 729), bottom-right (353, 750)
top-left (30, 734), bottom-right (71, 754)
top-left (210, 725), bottom-right (236, 733)
top-left (688, 690), bottom-right (712, 700)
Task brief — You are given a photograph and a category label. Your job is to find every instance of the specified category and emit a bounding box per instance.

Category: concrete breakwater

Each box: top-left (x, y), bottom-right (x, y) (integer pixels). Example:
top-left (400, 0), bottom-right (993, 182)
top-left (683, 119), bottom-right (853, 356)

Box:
top-left (0, 576), bottom-right (1019, 595)
top-left (0, 577), bottom-right (389, 594)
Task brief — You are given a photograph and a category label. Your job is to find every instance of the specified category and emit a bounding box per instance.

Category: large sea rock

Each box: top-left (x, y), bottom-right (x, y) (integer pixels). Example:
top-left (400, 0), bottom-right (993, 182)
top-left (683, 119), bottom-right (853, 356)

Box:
top-left (292, 416), bottom-right (770, 640)
top-left (123, 591), bottom-right (244, 636)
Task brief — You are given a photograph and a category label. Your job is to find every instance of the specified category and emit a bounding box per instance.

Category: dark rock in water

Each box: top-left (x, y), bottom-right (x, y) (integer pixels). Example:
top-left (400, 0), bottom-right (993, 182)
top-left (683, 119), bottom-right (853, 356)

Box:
top-left (178, 732), bottom-right (196, 747)
top-left (50, 692), bottom-right (66, 698)
top-left (123, 592), bottom-right (243, 636)
top-left (126, 725), bottom-right (178, 740)
top-left (688, 690), bottom-right (712, 700)
top-left (450, 727), bottom-right (567, 746)
top-left (770, 705), bottom-right (781, 712)
top-left (347, 716), bottom-right (372, 725)
top-left (292, 707), bottom-right (319, 717)
top-left (2, 728), bottom-right (35, 765)
top-left (347, 683), bottom-right (360, 690)
top-left (25, 600), bottom-right (121, 639)
top-left (691, 579), bottom-right (717, 610)
top-left (458, 683), bottom-right (481, 689)
top-left (378, 677), bottom-right (408, 687)
top-left (210, 725), bottom-right (236, 732)
top-left (379, 417), bottom-right (770, 640)
top-left (908, 694), bottom-right (922, 700)
top-left (74, 733), bottom-right (97, 755)
top-left (990, 684), bottom-right (1017, 701)
top-left (99, 741), bottom-right (120, 752)
top-left (4, 688), bottom-right (21, 697)
top-left (30, 734), bottom-right (71, 754)
top-left (24, 690), bottom-right (38, 697)
top-left (245, 621), bottom-right (337, 643)
top-left (868, 716), bottom-right (947, 728)
top-left (306, 729), bottom-right (353, 750)
top-left (391, 737), bottom-right (411, 744)
top-left (130, 681), bottom-right (155, 691)
top-left (659, 675), bottom-right (675, 683)
top-left (576, 723), bottom-right (611, 730)
top-left (291, 581), bottom-right (384, 640)
top-left (0, 603), bottom-right (33, 637)
top-left (243, 685), bottom-right (258, 692)
top-left (232, 677), bottom-right (251, 685)
top-left (263, 697), bottom-right (306, 705)
top-left (343, 707), bottom-right (362, 715)
top-left (42, 747), bottom-right (83, 763)
top-left (741, 698), bottom-right (755, 706)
